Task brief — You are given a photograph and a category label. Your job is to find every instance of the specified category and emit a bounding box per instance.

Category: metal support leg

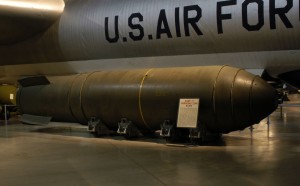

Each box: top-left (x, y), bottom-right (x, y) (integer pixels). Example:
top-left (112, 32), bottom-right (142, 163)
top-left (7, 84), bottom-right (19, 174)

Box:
top-left (249, 125), bottom-right (254, 139)
top-left (189, 128), bottom-right (201, 144)
top-left (117, 118), bottom-right (139, 139)
top-left (189, 128), bottom-right (201, 139)
top-left (160, 120), bottom-right (179, 143)
top-left (4, 105), bottom-right (7, 137)
top-left (4, 105), bottom-right (7, 124)
top-left (88, 117), bottom-right (110, 137)
top-left (189, 125), bottom-right (221, 144)
top-left (160, 120), bottom-right (174, 137)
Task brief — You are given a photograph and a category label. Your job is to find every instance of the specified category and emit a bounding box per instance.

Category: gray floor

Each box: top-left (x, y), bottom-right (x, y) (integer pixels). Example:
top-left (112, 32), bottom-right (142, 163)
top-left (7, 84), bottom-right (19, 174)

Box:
top-left (1, 94), bottom-right (300, 186)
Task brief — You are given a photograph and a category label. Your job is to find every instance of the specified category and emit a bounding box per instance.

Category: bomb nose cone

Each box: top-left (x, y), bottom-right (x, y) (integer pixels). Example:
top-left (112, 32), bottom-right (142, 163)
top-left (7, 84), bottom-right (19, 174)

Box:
top-left (251, 76), bottom-right (278, 123)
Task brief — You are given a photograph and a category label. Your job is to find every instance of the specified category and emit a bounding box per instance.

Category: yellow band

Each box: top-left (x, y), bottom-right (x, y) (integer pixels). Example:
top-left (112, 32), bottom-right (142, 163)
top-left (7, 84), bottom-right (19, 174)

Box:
top-left (139, 69), bottom-right (152, 129)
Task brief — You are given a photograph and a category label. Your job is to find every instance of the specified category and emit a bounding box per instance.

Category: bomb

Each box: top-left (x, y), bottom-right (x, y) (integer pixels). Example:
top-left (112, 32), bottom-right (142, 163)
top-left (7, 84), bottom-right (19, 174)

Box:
top-left (17, 66), bottom-right (277, 135)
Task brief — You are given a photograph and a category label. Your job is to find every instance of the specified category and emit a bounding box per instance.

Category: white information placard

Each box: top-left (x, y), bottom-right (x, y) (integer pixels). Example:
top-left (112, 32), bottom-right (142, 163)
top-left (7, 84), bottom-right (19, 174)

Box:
top-left (10, 94), bottom-right (14, 100)
top-left (177, 99), bottom-right (199, 128)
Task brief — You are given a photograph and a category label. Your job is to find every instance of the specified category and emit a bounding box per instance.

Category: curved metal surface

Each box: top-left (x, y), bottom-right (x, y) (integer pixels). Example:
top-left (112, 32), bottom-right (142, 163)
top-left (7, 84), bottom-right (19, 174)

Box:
top-left (69, 73), bottom-right (89, 124)
top-left (18, 75), bottom-right (78, 122)
top-left (231, 70), bottom-right (254, 130)
top-left (17, 66), bottom-right (278, 133)
top-left (0, 0), bottom-right (65, 45)
top-left (0, 0), bottom-right (299, 65)
top-left (81, 70), bottom-right (149, 131)
top-left (59, 0), bottom-right (300, 61)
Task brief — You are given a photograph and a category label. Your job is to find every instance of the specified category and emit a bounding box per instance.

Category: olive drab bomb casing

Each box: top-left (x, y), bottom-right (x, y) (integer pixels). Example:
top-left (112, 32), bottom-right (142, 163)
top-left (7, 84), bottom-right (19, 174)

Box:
top-left (17, 66), bottom-right (278, 134)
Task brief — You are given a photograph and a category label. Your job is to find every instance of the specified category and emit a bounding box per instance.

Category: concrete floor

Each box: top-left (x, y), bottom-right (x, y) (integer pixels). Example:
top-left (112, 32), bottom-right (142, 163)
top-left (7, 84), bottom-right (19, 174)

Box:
top-left (0, 94), bottom-right (300, 186)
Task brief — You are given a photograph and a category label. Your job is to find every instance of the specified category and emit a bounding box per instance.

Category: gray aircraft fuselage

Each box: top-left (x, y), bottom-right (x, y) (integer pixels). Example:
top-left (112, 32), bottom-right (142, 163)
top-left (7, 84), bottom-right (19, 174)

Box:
top-left (0, 0), bottom-right (299, 83)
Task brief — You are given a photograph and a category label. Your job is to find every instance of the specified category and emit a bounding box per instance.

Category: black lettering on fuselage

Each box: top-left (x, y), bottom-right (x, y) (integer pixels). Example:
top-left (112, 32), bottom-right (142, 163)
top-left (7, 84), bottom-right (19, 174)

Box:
top-left (128, 13), bottom-right (144, 41)
top-left (184, 5), bottom-right (203, 36)
top-left (156, 9), bottom-right (172, 39)
top-left (175, 7), bottom-right (181, 37)
top-left (242, 0), bottom-right (264, 31)
top-left (270, 0), bottom-right (293, 29)
top-left (217, 0), bottom-right (237, 34)
top-left (104, 0), bottom-right (297, 44)
top-left (105, 16), bottom-right (119, 43)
